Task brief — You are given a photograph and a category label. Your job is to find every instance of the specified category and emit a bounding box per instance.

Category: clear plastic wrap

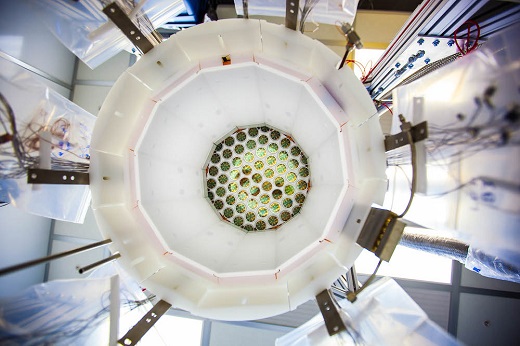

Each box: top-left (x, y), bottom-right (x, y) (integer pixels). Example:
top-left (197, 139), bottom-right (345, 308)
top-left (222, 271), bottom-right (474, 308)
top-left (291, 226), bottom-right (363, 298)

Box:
top-left (0, 57), bottom-right (94, 222)
top-left (0, 262), bottom-right (153, 345)
top-left (234, 0), bottom-right (358, 27)
top-left (276, 277), bottom-right (459, 346)
top-left (30, 0), bottom-right (185, 69)
top-left (465, 246), bottom-right (520, 283)
top-left (0, 277), bottom-right (113, 345)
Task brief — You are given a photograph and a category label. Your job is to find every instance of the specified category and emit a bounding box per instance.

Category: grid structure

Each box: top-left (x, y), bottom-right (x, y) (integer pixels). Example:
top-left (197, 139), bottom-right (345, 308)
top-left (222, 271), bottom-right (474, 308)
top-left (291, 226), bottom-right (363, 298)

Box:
top-left (205, 125), bottom-right (310, 232)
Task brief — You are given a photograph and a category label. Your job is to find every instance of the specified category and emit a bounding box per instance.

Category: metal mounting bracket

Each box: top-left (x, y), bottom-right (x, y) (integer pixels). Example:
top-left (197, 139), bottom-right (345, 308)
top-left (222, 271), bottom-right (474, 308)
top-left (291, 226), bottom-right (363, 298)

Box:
top-left (103, 2), bottom-right (155, 54)
top-left (27, 168), bottom-right (89, 185)
top-left (316, 289), bottom-right (347, 336)
top-left (356, 207), bottom-right (405, 262)
top-left (118, 300), bottom-right (172, 345)
top-left (285, 0), bottom-right (299, 30)
top-left (384, 121), bottom-right (428, 151)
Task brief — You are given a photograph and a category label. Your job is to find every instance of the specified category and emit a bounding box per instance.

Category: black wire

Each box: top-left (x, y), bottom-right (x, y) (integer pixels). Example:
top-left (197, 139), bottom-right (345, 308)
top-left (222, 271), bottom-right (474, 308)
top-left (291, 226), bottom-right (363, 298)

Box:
top-left (338, 47), bottom-right (349, 70)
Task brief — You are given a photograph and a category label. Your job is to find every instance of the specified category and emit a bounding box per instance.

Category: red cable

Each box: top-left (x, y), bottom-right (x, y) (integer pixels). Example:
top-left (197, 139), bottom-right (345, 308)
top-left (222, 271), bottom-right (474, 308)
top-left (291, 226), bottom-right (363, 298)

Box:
top-left (382, 103), bottom-right (393, 115)
top-left (454, 20), bottom-right (480, 55)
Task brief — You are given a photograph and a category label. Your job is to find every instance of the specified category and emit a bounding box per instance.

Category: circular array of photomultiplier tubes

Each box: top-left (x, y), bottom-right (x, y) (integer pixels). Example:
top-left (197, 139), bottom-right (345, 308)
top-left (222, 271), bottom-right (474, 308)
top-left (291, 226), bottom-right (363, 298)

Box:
top-left (205, 125), bottom-right (310, 232)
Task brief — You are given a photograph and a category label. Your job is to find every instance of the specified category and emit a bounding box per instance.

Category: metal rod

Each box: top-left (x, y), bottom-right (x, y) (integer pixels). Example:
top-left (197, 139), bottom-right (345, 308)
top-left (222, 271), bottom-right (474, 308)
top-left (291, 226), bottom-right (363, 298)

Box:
top-left (78, 253), bottom-right (121, 274)
top-left (345, 265), bottom-right (360, 292)
top-left (0, 239), bottom-right (112, 277)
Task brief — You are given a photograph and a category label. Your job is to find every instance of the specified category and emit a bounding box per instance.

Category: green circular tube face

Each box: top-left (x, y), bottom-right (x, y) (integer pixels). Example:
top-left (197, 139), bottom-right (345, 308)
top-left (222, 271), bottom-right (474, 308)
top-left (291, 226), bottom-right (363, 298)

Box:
top-left (205, 125), bottom-right (310, 231)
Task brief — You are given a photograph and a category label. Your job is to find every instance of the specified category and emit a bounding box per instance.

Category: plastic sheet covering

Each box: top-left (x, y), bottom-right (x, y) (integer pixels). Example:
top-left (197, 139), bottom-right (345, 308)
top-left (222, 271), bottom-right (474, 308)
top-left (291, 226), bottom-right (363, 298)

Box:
top-left (389, 23), bottom-right (520, 282)
top-left (0, 277), bottom-right (112, 345)
top-left (0, 262), bottom-right (153, 345)
top-left (234, 0), bottom-right (358, 27)
top-left (276, 277), bottom-right (459, 346)
top-left (465, 246), bottom-right (520, 283)
top-left (0, 57), bottom-right (94, 223)
top-left (30, 0), bottom-right (185, 69)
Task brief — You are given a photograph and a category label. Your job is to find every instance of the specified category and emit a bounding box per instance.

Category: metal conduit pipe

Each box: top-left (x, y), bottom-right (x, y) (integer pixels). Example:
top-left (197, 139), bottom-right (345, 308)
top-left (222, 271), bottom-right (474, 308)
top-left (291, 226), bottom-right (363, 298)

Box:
top-left (399, 231), bottom-right (469, 263)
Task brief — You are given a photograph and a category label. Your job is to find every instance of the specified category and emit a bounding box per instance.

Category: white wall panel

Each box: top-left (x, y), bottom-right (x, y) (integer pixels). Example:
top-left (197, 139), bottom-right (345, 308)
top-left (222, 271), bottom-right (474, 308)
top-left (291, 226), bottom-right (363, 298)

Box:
top-left (461, 269), bottom-right (520, 293)
top-left (209, 322), bottom-right (291, 346)
top-left (0, 0), bottom-right (75, 86)
top-left (77, 51), bottom-right (131, 81)
top-left (0, 205), bottom-right (51, 298)
top-left (72, 85), bottom-right (112, 116)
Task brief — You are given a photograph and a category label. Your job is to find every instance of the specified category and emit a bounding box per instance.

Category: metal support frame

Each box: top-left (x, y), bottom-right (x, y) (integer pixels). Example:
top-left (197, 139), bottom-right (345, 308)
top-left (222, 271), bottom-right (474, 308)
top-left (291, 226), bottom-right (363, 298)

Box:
top-left (0, 239), bottom-right (112, 276)
top-left (118, 299), bottom-right (172, 345)
top-left (316, 289), bottom-right (347, 336)
top-left (27, 168), bottom-right (89, 185)
top-left (345, 266), bottom-right (360, 292)
top-left (285, 0), bottom-right (299, 30)
top-left (103, 2), bottom-right (155, 54)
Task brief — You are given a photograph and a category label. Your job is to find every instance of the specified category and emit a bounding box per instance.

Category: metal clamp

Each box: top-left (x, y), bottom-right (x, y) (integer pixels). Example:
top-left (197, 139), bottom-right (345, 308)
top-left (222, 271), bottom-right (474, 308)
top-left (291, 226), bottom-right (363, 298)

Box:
top-left (118, 300), bottom-right (172, 345)
top-left (27, 168), bottom-right (89, 185)
top-left (356, 207), bottom-right (405, 262)
top-left (103, 2), bottom-right (155, 54)
top-left (285, 0), bottom-right (299, 30)
top-left (384, 121), bottom-right (428, 151)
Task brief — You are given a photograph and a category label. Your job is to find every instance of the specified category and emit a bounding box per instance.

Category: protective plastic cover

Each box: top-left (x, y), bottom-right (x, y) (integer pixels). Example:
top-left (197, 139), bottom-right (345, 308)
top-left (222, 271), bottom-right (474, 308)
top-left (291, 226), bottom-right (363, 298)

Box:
top-left (234, 0), bottom-right (358, 27)
top-left (0, 57), bottom-right (94, 223)
top-left (30, 0), bottom-right (185, 69)
top-left (276, 277), bottom-right (459, 346)
top-left (0, 262), bottom-right (152, 345)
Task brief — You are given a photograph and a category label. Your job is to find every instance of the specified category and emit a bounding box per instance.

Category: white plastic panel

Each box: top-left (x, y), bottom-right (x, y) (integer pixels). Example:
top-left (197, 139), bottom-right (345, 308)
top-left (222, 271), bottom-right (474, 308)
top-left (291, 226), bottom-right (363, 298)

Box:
top-left (158, 74), bottom-right (236, 141)
top-left (138, 156), bottom-right (204, 201)
top-left (90, 19), bottom-right (386, 321)
top-left (299, 184), bottom-right (343, 233)
top-left (127, 39), bottom-right (195, 91)
top-left (90, 72), bottom-right (152, 155)
top-left (202, 64), bottom-right (265, 126)
top-left (275, 216), bottom-right (322, 266)
top-left (220, 231), bottom-right (278, 273)
top-left (307, 134), bottom-right (344, 186)
top-left (257, 67), bottom-right (307, 132)
top-left (174, 19), bottom-right (262, 68)
top-left (138, 111), bottom-right (214, 167)
top-left (290, 90), bottom-right (338, 155)
top-left (258, 21), bottom-right (316, 75)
